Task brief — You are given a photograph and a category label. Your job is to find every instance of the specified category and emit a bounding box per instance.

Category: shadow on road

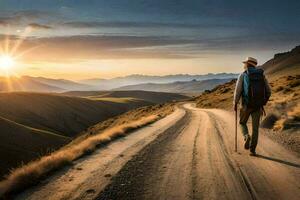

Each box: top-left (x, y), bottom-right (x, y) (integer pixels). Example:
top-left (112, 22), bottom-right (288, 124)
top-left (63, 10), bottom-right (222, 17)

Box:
top-left (257, 154), bottom-right (300, 168)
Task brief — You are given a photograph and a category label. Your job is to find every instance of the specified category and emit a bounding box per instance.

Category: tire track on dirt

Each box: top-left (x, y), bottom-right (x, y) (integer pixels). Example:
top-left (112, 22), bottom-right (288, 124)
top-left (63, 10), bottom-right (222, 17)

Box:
top-left (205, 111), bottom-right (257, 200)
top-left (97, 105), bottom-right (192, 200)
top-left (205, 109), bottom-right (300, 200)
top-left (193, 110), bottom-right (251, 200)
top-left (191, 127), bottom-right (200, 200)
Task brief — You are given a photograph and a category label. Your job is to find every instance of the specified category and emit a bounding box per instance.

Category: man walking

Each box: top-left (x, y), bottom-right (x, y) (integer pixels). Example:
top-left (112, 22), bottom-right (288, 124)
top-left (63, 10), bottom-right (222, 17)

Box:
top-left (234, 57), bottom-right (271, 156)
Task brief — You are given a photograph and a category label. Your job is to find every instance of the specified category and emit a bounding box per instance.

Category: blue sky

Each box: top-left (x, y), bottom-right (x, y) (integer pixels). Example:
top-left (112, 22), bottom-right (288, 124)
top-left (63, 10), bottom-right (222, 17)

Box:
top-left (0, 0), bottom-right (299, 79)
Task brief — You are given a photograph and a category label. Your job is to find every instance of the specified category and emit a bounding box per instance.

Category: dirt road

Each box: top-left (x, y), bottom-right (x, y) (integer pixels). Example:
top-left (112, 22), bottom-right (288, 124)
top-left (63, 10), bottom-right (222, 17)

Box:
top-left (18, 103), bottom-right (300, 200)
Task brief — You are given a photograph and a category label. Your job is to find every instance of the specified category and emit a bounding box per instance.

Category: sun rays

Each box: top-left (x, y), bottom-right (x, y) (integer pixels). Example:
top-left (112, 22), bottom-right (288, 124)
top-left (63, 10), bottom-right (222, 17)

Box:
top-left (0, 25), bottom-right (35, 91)
top-left (0, 54), bottom-right (15, 70)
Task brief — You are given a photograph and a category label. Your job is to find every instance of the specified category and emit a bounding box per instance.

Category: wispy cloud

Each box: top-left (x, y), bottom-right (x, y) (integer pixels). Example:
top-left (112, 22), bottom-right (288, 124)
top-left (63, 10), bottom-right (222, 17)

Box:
top-left (13, 10), bottom-right (51, 20)
top-left (28, 23), bottom-right (52, 30)
top-left (62, 21), bottom-right (234, 29)
top-left (0, 10), bottom-right (54, 27)
top-left (1, 32), bottom-right (299, 63)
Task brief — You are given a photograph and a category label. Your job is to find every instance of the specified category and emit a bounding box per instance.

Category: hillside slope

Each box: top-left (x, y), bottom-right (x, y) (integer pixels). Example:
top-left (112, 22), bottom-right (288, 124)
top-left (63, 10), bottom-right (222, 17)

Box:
top-left (261, 45), bottom-right (300, 78)
top-left (115, 78), bottom-right (232, 94)
top-left (0, 76), bottom-right (63, 92)
top-left (26, 76), bottom-right (91, 91)
top-left (0, 116), bottom-right (69, 178)
top-left (63, 90), bottom-right (188, 104)
top-left (0, 76), bottom-right (94, 92)
top-left (0, 91), bottom-right (185, 178)
top-left (0, 92), bottom-right (156, 137)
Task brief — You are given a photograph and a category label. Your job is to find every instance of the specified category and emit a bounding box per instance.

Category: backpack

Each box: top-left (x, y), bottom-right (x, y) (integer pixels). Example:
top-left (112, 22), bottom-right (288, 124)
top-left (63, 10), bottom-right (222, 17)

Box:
top-left (243, 67), bottom-right (269, 108)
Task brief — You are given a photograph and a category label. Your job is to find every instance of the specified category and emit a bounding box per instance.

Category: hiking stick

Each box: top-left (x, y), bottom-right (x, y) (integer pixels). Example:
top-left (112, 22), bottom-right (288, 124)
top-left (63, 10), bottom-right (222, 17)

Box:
top-left (235, 109), bottom-right (238, 152)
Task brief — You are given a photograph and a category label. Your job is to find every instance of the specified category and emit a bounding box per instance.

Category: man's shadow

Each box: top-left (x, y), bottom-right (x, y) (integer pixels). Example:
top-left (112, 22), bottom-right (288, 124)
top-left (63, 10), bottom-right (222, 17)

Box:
top-left (256, 154), bottom-right (300, 168)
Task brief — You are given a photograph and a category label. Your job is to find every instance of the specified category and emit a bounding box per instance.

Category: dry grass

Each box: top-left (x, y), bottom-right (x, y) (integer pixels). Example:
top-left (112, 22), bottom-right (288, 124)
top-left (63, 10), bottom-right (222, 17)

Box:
top-left (86, 97), bottom-right (141, 103)
top-left (0, 114), bottom-right (160, 196)
top-left (288, 103), bottom-right (300, 121)
top-left (195, 79), bottom-right (236, 109)
top-left (273, 103), bottom-right (300, 131)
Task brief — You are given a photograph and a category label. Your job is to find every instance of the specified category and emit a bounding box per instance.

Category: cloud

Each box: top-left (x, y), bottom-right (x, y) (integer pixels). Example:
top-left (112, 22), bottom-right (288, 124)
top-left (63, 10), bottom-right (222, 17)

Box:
top-left (63, 21), bottom-right (199, 28)
top-left (13, 10), bottom-right (50, 20)
top-left (28, 23), bottom-right (52, 30)
top-left (0, 16), bottom-right (17, 26)
top-left (0, 34), bottom-right (20, 40)
top-left (1, 33), bottom-right (299, 63)
top-left (0, 20), bottom-right (8, 26)
top-left (0, 10), bottom-right (54, 26)
top-left (62, 21), bottom-right (228, 29)
top-left (0, 35), bottom-right (197, 62)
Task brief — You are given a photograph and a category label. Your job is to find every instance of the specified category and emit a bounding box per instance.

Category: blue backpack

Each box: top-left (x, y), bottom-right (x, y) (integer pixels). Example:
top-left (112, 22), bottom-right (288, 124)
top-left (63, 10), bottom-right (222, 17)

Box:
top-left (242, 67), bottom-right (269, 108)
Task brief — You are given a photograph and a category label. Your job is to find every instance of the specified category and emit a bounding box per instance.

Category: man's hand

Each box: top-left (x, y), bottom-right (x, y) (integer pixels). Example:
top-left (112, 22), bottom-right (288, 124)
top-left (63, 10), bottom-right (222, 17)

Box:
top-left (234, 104), bottom-right (237, 111)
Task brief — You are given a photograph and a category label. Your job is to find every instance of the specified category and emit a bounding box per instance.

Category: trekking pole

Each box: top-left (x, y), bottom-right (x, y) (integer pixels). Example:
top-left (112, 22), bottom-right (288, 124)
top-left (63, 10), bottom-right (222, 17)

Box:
top-left (235, 109), bottom-right (238, 152)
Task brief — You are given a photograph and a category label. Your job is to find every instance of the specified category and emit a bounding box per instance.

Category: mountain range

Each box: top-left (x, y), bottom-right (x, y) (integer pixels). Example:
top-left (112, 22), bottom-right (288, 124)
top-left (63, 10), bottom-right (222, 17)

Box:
top-left (115, 78), bottom-right (233, 94)
top-left (0, 73), bottom-right (238, 92)
top-left (80, 73), bottom-right (238, 90)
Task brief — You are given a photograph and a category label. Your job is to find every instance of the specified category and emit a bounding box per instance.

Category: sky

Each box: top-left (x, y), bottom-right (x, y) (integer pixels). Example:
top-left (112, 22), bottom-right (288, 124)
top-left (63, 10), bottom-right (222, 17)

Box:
top-left (0, 0), bottom-right (299, 80)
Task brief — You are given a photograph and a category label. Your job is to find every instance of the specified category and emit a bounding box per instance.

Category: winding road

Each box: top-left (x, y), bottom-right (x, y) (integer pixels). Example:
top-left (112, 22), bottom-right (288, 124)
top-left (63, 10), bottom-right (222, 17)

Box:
top-left (17, 103), bottom-right (300, 200)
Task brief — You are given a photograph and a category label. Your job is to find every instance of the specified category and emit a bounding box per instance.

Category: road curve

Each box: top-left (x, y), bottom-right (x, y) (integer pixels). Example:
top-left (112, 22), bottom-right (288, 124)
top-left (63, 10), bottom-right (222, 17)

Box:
top-left (17, 103), bottom-right (300, 200)
top-left (97, 103), bottom-right (300, 200)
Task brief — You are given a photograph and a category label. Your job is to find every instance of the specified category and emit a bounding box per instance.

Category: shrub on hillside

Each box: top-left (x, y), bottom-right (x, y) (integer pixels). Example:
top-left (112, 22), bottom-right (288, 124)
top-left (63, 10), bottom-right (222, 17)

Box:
top-left (261, 114), bottom-right (279, 129)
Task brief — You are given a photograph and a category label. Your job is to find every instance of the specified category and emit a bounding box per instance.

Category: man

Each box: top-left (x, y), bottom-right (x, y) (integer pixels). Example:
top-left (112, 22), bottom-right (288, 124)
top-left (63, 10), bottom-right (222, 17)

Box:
top-left (233, 57), bottom-right (271, 156)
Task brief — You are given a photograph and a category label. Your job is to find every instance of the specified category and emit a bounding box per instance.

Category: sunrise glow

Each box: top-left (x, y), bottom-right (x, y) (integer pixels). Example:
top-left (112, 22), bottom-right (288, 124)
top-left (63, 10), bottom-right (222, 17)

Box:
top-left (0, 55), bottom-right (15, 71)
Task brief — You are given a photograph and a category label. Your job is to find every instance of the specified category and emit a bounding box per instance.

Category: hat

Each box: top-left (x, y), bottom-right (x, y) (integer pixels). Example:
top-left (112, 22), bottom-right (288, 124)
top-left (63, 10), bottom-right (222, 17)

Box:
top-left (243, 57), bottom-right (258, 66)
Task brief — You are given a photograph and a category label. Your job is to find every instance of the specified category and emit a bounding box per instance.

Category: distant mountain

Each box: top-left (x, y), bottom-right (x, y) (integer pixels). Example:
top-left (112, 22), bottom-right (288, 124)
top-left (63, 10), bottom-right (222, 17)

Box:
top-left (0, 76), bottom-right (64, 92)
top-left (114, 78), bottom-right (233, 94)
top-left (261, 45), bottom-right (300, 78)
top-left (0, 76), bottom-right (94, 92)
top-left (80, 73), bottom-right (238, 90)
top-left (26, 76), bottom-right (92, 91)
top-left (0, 73), bottom-right (238, 92)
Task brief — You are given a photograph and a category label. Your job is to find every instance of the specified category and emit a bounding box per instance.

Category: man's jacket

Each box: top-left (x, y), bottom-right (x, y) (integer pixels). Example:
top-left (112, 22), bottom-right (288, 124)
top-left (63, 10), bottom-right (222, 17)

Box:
top-left (233, 67), bottom-right (271, 106)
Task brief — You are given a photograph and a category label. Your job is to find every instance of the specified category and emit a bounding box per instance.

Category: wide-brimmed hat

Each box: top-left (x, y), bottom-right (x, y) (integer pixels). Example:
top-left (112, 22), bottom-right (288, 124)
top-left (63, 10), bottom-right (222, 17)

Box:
top-left (242, 57), bottom-right (258, 66)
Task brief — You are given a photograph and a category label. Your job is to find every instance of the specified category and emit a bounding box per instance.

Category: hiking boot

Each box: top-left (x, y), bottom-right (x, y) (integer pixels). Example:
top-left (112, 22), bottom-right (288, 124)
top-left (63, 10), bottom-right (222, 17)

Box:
top-left (244, 135), bottom-right (251, 150)
top-left (249, 149), bottom-right (256, 156)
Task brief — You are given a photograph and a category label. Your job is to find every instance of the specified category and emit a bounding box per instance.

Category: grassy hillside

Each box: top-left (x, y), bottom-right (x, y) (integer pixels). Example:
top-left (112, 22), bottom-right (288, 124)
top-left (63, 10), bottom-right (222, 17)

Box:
top-left (114, 78), bottom-right (233, 94)
top-left (194, 79), bottom-right (236, 109)
top-left (0, 91), bottom-right (185, 179)
top-left (63, 90), bottom-right (188, 104)
top-left (0, 103), bottom-right (176, 195)
top-left (0, 116), bottom-right (69, 178)
top-left (0, 92), bottom-right (151, 137)
top-left (195, 76), bottom-right (300, 112)
top-left (261, 45), bottom-right (300, 78)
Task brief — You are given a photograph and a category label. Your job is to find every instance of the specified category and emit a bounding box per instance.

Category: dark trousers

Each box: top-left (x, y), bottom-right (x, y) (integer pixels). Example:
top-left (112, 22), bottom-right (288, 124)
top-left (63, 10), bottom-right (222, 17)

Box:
top-left (239, 106), bottom-right (261, 151)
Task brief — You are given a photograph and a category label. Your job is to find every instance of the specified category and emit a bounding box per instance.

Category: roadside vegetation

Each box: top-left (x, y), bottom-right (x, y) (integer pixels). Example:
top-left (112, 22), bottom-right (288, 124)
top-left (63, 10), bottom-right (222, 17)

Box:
top-left (0, 91), bottom-right (183, 179)
top-left (0, 103), bottom-right (175, 197)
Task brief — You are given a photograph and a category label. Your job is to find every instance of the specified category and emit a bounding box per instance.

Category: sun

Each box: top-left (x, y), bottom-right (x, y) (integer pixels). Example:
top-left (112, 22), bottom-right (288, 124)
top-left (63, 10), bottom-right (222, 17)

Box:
top-left (0, 55), bottom-right (15, 71)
